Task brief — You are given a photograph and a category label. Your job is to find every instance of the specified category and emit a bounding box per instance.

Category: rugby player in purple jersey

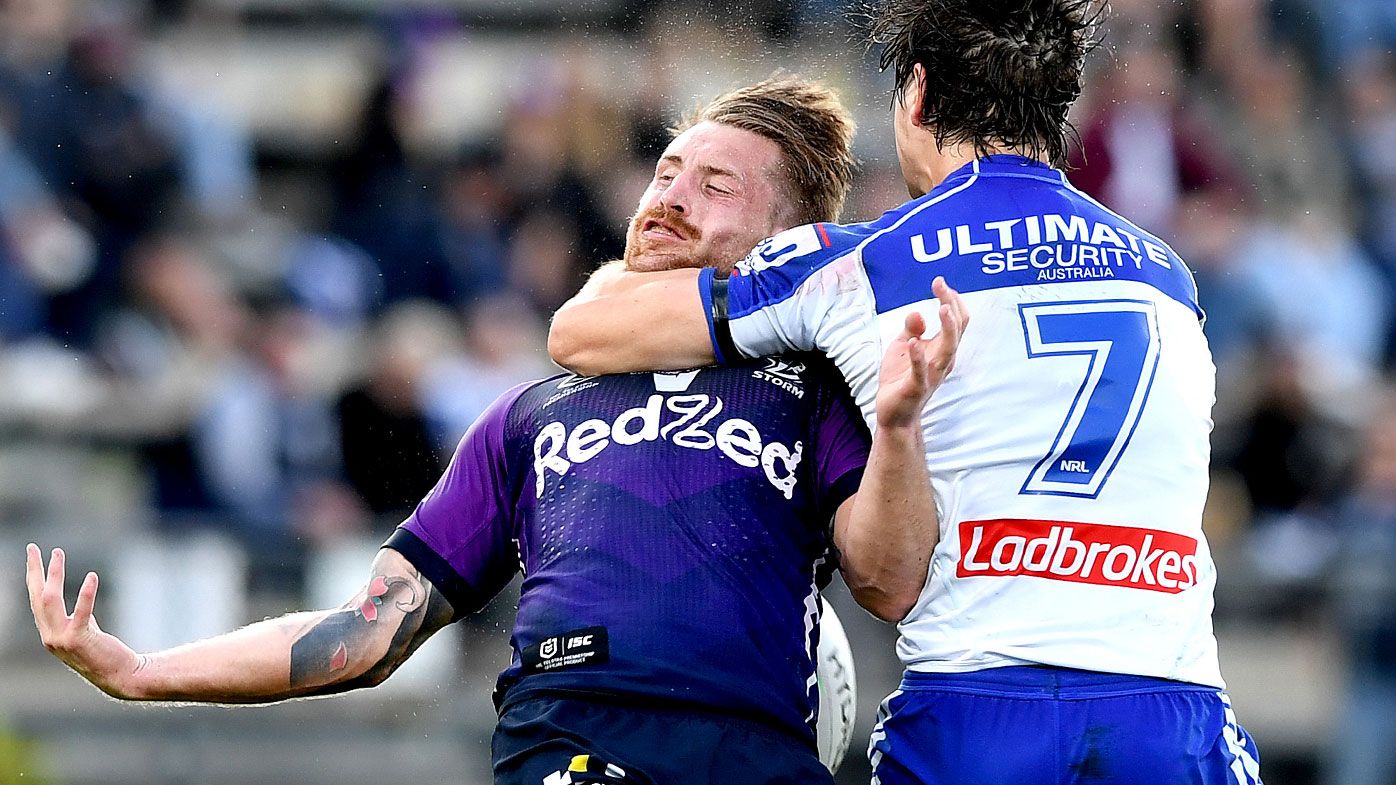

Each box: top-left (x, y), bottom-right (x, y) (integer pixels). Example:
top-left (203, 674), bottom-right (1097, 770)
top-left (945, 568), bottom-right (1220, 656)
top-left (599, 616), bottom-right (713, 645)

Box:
top-left (27, 77), bottom-right (968, 785)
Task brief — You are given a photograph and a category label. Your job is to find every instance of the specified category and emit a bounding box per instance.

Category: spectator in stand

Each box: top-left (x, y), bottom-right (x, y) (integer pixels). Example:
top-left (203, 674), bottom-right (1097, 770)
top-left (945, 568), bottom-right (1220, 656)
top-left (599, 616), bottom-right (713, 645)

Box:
top-left (1193, 0), bottom-right (1271, 89)
top-left (25, 14), bottom-right (183, 345)
top-left (433, 144), bottom-right (512, 305)
top-left (1233, 207), bottom-right (1389, 379)
top-left (1226, 348), bottom-right (1351, 525)
top-left (1327, 390), bottom-right (1396, 785)
top-left (337, 302), bottom-right (454, 526)
top-left (102, 237), bottom-right (278, 534)
top-left (1340, 51), bottom-right (1396, 355)
top-left (331, 73), bottom-right (451, 307)
top-left (1224, 49), bottom-right (1348, 221)
top-left (1169, 191), bottom-right (1271, 451)
top-left (1172, 192), bottom-right (1266, 368)
top-left (0, 125), bottom-right (97, 333)
top-left (1302, 0), bottom-right (1396, 73)
top-left (421, 293), bottom-right (552, 449)
top-left (497, 69), bottom-right (623, 268)
top-left (252, 303), bottom-right (369, 552)
top-left (1069, 37), bottom-right (1236, 237)
top-left (504, 208), bottom-right (586, 315)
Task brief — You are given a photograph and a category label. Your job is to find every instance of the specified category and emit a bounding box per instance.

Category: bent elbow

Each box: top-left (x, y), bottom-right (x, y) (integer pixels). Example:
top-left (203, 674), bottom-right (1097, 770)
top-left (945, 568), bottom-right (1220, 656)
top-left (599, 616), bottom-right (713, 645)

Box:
top-left (547, 311), bottom-right (594, 374)
top-left (872, 599), bottom-right (917, 625)
top-left (546, 324), bottom-right (579, 371)
top-left (849, 585), bottom-right (919, 624)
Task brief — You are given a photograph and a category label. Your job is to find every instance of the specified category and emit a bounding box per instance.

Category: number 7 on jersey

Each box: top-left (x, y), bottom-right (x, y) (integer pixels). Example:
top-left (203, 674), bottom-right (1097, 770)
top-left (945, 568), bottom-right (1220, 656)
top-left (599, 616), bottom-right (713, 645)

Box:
top-left (1017, 300), bottom-right (1162, 499)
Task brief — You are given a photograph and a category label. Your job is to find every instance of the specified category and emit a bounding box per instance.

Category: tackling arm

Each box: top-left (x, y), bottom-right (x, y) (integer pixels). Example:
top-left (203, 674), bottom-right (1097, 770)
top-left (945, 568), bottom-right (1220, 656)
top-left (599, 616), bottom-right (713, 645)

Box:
top-left (834, 425), bottom-right (936, 623)
top-left (25, 544), bottom-right (455, 703)
top-left (548, 262), bottom-right (715, 375)
top-left (833, 278), bottom-right (968, 622)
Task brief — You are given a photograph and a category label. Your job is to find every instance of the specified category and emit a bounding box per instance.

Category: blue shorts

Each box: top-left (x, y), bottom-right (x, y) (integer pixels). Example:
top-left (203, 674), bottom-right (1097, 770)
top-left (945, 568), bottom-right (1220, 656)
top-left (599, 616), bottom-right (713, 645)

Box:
top-left (869, 667), bottom-right (1262, 785)
top-left (492, 693), bottom-right (833, 785)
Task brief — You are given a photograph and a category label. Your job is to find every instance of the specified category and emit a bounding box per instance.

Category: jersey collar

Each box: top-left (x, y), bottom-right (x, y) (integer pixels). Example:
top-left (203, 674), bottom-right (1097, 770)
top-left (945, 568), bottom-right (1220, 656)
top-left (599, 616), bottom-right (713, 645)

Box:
top-left (937, 154), bottom-right (1065, 190)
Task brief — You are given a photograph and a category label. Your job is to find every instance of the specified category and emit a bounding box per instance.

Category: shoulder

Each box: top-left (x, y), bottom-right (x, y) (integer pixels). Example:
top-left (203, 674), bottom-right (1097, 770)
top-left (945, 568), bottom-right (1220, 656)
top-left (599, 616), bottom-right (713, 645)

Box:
top-left (725, 212), bottom-right (914, 319)
top-left (1057, 179), bottom-right (1204, 312)
top-left (476, 376), bottom-right (565, 436)
top-left (732, 204), bottom-right (926, 281)
top-left (732, 223), bottom-right (861, 278)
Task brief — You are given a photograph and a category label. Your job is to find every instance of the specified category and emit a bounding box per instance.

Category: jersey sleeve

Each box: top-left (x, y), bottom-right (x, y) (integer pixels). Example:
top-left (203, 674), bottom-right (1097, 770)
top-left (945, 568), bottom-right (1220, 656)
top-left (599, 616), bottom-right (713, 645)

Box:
top-left (383, 381), bottom-right (534, 620)
top-left (808, 367), bottom-right (871, 522)
top-left (704, 222), bottom-right (872, 364)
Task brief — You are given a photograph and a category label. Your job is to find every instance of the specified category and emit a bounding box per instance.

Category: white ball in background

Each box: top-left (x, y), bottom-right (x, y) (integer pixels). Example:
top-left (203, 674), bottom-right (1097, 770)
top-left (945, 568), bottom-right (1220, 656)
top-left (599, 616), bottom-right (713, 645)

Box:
top-left (816, 602), bottom-right (858, 773)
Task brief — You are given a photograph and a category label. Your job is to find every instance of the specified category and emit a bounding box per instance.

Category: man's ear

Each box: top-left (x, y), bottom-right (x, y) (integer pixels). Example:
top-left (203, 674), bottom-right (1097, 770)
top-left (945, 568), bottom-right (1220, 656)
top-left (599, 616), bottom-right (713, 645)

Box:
top-left (906, 63), bottom-right (928, 128)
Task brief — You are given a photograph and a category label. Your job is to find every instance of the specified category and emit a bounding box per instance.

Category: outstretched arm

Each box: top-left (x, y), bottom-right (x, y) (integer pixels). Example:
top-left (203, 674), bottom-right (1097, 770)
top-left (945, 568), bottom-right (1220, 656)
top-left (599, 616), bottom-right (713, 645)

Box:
top-left (835, 278), bottom-right (968, 622)
top-left (26, 543), bottom-right (455, 703)
top-left (548, 262), bottom-right (713, 375)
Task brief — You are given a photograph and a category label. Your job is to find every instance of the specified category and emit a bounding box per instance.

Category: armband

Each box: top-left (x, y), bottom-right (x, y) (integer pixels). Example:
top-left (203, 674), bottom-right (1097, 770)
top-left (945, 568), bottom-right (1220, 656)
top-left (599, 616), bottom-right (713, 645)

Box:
top-left (708, 272), bottom-right (740, 365)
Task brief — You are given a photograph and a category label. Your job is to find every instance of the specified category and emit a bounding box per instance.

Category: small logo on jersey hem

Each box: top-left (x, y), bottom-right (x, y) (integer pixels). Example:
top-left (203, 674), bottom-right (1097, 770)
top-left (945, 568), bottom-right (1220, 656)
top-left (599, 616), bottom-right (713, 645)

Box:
top-left (957, 519), bottom-right (1200, 593)
top-left (545, 376), bottom-right (601, 407)
top-left (753, 358), bottom-right (806, 398)
top-left (523, 626), bottom-right (609, 675)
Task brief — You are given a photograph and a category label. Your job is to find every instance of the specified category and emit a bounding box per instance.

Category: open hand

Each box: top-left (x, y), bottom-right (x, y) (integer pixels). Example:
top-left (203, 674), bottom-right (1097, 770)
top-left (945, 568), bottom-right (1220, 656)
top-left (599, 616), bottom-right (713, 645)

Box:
top-left (26, 544), bottom-right (141, 698)
top-left (876, 277), bottom-right (969, 430)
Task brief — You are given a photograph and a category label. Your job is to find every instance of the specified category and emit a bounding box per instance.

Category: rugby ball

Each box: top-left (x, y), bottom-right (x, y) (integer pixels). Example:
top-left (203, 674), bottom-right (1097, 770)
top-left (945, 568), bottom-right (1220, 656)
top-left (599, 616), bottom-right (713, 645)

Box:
top-left (816, 602), bottom-right (857, 773)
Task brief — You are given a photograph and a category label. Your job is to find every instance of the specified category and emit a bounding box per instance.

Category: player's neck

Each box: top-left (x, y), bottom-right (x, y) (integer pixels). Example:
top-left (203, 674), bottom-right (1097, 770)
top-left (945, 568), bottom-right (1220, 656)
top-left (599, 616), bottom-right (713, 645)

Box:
top-left (916, 141), bottom-right (1042, 193)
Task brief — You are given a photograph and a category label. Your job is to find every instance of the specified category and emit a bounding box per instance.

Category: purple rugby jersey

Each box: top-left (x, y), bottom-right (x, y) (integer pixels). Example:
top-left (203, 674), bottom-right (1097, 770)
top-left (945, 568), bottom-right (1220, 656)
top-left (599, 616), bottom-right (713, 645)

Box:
top-left (383, 353), bottom-right (869, 742)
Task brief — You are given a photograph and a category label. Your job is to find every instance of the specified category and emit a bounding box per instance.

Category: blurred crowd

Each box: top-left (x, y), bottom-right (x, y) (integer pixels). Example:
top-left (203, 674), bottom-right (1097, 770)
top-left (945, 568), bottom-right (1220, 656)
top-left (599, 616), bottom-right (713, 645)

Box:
top-left (1, 0), bottom-right (1395, 782)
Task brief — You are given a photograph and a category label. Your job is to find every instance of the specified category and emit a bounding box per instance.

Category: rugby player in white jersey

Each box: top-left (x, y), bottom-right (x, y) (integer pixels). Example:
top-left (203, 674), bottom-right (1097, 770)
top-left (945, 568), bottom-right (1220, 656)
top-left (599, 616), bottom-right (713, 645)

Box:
top-left (547, 1), bottom-right (1263, 783)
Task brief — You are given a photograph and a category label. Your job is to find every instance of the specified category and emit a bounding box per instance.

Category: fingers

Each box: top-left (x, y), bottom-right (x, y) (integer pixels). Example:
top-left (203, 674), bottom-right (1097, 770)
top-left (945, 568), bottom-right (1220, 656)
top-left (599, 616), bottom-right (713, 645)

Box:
top-left (907, 335), bottom-right (929, 391)
top-left (51, 548), bottom-right (71, 617)
top-left (25, 543), bottom-right (45, 617)
top-left (47, 546), bottom-right (63, 588)
top-left (933, 276), bottom-right (970, 332)
top-left (929, 303), bottom-right (960, 371)
top-left (72, 571), bottom-right (99, 629)
top-left (27, 545), bottom-right (78, 634)
top-left (48, 548), bottom-right (71, 620)
top-left (928, 278), bottom-right (969, 373)
top-left (899, 310), bottom-right (927, 342)
top-left (886, 277), bottom-right (967, 397)
top-left (939, 302), bottom-right (961, 345)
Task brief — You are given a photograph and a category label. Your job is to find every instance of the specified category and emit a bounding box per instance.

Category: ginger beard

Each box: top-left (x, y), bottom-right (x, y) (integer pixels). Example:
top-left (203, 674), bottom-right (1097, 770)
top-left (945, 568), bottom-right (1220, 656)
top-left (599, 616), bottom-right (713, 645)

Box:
top-left (622, 205), bottom-right (708, 273)
top-left (621, 202), bottom-right (782, 276)
top-left (621, 121), bottom-right (794, 274)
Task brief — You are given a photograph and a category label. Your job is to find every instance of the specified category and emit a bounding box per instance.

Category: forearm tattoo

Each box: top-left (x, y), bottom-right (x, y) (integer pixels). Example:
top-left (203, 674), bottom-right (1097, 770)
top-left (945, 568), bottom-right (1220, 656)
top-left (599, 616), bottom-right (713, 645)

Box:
top-left (288, 564), bottom-right (455, 694)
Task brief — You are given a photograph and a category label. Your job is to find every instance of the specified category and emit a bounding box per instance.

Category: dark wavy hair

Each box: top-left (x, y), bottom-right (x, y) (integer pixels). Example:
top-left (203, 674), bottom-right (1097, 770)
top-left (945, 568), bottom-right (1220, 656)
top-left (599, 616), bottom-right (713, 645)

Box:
top-left (859, 0), bottom-right (1106, 167)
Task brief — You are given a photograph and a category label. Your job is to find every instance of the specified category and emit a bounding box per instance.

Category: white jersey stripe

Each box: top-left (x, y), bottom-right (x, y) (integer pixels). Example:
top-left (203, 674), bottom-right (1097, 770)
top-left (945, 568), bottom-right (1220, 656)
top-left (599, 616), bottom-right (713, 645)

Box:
top-left (1220, 692), bottom-right (1263, 784)
top-left (800, 556), bottom-right (826, 724)
top-left (866, 688), bottom-right (904, 785)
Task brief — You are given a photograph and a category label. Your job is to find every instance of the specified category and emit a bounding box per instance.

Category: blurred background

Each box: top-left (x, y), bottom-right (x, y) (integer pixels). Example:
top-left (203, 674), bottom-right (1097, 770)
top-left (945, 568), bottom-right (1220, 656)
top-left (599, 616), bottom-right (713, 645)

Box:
top-left (0, 0), bottom-right (1393, 783)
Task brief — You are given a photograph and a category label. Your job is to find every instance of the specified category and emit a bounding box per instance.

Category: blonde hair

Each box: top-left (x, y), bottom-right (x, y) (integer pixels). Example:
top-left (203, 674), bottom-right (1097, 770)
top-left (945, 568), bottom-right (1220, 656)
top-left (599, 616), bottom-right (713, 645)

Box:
top-left (674, 76), bottom-right (857, 225)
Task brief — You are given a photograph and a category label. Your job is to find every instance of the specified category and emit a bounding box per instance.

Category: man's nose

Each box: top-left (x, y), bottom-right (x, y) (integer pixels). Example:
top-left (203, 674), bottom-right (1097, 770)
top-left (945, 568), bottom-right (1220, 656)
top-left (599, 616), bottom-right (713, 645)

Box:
top-left (658, 172), bottom-right (695, 215)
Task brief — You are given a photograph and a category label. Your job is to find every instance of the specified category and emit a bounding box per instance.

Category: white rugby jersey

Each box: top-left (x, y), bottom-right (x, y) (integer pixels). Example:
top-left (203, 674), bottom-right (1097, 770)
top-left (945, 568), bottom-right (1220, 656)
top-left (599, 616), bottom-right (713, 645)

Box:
top-left (699, 155), bottom-right (1224, 688)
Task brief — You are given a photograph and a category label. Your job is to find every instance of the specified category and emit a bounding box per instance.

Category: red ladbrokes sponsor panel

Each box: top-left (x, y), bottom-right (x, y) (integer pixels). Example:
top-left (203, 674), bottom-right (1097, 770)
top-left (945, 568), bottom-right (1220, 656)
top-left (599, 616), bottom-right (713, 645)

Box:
top-left (957, 519), bottom-right (1199, 593)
